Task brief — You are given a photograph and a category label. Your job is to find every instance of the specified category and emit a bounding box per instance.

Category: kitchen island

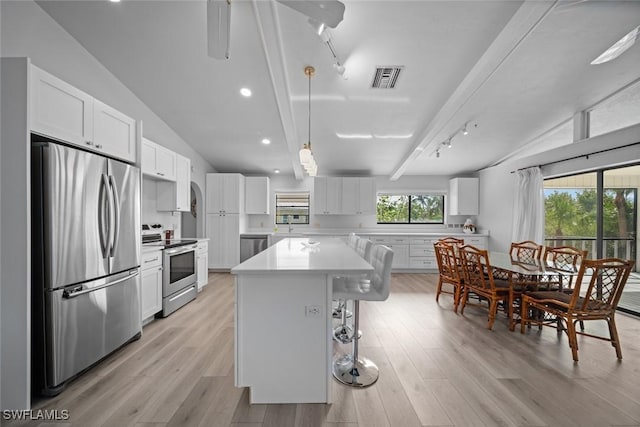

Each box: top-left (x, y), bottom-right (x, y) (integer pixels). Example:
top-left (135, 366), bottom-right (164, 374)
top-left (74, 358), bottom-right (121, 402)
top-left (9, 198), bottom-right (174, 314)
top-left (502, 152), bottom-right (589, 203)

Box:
top-left (231, 237), bottom-right (373, 404)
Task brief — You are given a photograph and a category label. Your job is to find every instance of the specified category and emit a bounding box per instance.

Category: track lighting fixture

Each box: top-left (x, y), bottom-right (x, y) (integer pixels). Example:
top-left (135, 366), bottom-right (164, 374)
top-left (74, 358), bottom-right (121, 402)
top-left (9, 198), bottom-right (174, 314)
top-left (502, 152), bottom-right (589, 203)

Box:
top-left (446, 138), bottom-right (452, 148)
top-left (462, 123), bottom-right (469, 136)
top-left (436, 149), bottom-right (440, 159)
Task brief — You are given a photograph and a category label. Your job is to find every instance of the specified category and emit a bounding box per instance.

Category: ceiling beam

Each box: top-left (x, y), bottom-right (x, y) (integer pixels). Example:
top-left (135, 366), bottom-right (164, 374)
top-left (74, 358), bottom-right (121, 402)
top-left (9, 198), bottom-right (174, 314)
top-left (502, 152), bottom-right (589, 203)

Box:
top-left (389, 0), bottom-right (559, 181)
top-left (252, 0), bottom-right (304, 179)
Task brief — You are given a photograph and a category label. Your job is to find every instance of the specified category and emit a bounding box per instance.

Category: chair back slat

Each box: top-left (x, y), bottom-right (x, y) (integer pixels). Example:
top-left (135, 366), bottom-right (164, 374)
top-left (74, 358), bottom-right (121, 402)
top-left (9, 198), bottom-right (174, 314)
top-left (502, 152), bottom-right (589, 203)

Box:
top-left (510, 240), bottom-right (543, 263)
top-left (438, 236), bottom-right (464, 246)
top-left (434, 242), bottom-right (462, 283)
top-left (570, 258), bottom-right (634, 313)
top-left (459, 245), bottom-right (497, 292)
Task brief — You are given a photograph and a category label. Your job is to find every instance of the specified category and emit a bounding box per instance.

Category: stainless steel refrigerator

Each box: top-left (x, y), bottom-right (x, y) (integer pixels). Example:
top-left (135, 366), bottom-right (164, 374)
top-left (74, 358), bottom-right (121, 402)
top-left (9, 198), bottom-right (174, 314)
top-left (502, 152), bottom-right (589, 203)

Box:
top-left (31, 139), bottom-right (141, 395)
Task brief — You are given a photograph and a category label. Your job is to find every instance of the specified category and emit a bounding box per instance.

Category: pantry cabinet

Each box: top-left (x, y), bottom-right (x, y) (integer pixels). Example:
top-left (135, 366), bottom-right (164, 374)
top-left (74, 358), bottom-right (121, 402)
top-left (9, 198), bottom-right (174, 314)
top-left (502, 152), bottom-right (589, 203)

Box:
top-left (31, 65), bottom-right (136, 163)
top-left (206, 173), bottom-right (244, 214)
top-left (206, 214), bottom-right (241, 269)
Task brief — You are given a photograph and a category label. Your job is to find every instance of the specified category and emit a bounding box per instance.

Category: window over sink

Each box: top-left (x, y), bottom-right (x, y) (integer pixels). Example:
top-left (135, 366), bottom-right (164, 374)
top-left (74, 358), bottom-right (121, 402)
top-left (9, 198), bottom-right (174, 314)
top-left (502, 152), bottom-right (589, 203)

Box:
top-left (275, 192), bottom-right (310, 225)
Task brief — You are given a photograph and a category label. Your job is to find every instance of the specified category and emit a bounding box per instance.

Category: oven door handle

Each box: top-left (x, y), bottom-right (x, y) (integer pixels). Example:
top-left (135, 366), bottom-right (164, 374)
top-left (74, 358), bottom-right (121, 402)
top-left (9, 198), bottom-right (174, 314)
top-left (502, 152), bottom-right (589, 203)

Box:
top-left (164, 245), bottom-right (197, 255)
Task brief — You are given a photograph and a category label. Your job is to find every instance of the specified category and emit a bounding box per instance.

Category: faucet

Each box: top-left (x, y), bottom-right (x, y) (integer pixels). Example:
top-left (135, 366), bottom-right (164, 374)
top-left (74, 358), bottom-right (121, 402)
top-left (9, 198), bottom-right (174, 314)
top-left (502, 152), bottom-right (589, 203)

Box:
top-left (288, 215), bottom-right (294, 233)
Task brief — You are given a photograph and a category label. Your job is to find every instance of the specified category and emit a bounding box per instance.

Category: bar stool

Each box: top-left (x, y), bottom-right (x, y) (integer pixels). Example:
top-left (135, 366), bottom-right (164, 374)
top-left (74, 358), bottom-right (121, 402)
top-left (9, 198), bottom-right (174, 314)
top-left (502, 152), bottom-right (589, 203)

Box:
top-left (332, 244), bottom-right (394, 387)
top-left (333, 237), bottom-right (372, 344)
top-left (333, 233), bottom-right (360, 319)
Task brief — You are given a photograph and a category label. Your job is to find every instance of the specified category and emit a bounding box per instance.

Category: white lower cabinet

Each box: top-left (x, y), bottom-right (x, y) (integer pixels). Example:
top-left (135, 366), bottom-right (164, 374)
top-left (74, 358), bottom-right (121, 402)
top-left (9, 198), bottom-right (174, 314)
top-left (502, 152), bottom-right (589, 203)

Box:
top-left (206, 214), bottom-right (240, 269)
top-left (197, 240), bottom-right (209, 290)
top-left (366, 234), bottom-right (487, 271)
top-left (141, 249), bottom-right (163, 322)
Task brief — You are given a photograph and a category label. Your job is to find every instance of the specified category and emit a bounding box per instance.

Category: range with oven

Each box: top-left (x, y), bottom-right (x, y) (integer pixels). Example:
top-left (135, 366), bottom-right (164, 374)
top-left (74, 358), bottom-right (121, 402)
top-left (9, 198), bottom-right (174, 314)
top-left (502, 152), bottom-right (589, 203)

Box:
top-left (142, 225), bottom-right (198, 317)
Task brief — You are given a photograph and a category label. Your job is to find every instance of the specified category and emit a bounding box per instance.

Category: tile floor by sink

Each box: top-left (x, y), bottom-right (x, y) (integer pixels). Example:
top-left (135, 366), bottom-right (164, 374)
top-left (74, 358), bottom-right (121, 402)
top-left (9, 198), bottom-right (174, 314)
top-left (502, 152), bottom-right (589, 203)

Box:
top-left (11, 272), bottom-right (640, 427)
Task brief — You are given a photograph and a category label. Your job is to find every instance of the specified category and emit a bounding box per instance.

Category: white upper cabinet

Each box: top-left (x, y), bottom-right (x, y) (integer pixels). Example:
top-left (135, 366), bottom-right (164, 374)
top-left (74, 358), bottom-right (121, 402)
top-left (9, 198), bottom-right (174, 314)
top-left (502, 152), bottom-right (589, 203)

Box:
top-left (92, 99), bottom-right (136, 162)
top-left (449, 177), bottom-right (479, 216)
top-left (157, 153), bottom-right (190, 212)
top-left (341, 177), bottom-right (376, 215)
top-left (141, 137), bottom-right (176, 181)
top-left (206, 173), bottom-right (244, 214)
top-left (314, 177), bottom-right (341, 215)
top-left (30, 65), bottom-right (136, 163)
top-left (245, 177), bottom-right (270, 215)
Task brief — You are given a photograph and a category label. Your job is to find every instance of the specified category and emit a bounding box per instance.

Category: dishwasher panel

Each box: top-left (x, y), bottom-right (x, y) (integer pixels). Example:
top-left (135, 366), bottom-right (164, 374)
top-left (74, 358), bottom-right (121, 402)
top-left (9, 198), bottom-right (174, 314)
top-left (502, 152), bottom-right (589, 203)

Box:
top-left (240, 235), bottom-right (269, 262)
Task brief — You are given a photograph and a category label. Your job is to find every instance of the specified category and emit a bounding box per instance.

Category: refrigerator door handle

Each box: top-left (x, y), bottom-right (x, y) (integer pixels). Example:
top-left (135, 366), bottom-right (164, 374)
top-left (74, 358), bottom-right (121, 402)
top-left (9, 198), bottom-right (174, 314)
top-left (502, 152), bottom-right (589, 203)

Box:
top-left (108, 175), bottom-right (121, 257)
top-left (62, 270), bottom-right (140, 299)
top-left (98, 174), bottom-right (110, 258)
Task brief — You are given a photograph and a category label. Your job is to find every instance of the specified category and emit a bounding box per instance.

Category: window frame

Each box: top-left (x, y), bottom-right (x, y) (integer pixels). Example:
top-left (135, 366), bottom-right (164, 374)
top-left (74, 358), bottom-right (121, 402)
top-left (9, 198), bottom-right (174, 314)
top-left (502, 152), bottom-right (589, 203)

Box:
top-left (274, 191), bottom-right (310, 225)
top-left (376, 193), bottom-right (445, 225)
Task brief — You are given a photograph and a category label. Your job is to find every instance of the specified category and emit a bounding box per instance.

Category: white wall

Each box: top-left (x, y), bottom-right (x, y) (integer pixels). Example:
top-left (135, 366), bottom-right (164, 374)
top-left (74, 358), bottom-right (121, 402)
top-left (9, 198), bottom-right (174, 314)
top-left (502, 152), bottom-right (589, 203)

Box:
top-left (246, 174), bottom-right (480, 233)
top-left (478, 123), bottom-right (640, 252)
top-left (0, 1), bottom-right (216, 409)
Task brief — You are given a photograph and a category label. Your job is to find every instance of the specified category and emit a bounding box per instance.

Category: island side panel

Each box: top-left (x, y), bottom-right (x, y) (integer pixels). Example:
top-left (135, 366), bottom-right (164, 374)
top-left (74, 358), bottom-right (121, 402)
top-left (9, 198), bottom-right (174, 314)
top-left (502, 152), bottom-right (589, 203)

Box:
top-left (235, 272), bottom-right (331, 404)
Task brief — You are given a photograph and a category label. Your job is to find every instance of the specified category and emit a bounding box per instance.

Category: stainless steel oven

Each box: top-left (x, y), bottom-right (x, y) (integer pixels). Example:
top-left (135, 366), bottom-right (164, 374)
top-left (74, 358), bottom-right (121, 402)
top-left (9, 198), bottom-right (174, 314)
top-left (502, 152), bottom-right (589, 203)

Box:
top-left (162, 243), bottom-right (197, 317)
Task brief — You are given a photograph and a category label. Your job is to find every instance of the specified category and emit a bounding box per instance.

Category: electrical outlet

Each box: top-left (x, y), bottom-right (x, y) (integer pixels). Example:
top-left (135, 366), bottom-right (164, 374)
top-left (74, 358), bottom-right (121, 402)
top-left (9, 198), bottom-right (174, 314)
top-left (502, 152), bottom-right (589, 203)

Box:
top-left (305, 305), bottom-right (321, 317)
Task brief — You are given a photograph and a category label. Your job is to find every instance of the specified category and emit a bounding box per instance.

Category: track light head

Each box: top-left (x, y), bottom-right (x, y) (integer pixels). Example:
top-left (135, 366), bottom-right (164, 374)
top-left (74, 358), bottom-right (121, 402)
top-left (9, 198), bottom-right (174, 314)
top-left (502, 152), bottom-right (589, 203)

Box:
top-left (462, 123), bottom-right (469, 136)
top-left (436, 150), bottom-right (440, 159)
top-left (447, 138), bottom-right (452, 148)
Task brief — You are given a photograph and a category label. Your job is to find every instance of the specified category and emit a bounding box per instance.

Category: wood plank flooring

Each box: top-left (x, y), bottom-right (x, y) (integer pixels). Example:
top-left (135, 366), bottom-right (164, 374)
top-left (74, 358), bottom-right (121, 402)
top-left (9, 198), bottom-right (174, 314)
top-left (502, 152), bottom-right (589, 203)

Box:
top-left (9, 272), bottom-right (640, 427)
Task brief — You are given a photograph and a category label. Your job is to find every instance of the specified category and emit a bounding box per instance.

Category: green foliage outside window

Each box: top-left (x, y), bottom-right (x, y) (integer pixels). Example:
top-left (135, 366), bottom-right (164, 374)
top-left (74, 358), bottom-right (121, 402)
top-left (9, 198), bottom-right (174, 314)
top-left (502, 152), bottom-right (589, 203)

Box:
top-left (377, 194), bottom-right (444, 224)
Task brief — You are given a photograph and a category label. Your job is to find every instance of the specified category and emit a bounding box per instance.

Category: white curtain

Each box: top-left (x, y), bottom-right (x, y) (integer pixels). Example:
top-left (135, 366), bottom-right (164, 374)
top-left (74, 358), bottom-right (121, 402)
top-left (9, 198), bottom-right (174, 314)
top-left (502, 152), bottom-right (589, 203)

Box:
top-left (512, 167), bottom-right (544, 244)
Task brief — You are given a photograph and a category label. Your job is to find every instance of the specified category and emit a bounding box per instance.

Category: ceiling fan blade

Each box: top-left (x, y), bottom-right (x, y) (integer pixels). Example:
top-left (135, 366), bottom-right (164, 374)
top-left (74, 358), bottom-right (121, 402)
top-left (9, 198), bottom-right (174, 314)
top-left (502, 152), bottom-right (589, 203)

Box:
top-left (207, 0), bottom-right (231, 59)
top-left (276, 0), bottom-right (345, 28)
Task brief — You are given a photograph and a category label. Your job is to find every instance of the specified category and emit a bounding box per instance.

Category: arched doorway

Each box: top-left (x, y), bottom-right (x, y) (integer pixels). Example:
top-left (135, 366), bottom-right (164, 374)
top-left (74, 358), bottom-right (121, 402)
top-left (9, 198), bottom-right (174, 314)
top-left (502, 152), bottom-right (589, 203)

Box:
top-left (181, 181), bottom-right (204, 238)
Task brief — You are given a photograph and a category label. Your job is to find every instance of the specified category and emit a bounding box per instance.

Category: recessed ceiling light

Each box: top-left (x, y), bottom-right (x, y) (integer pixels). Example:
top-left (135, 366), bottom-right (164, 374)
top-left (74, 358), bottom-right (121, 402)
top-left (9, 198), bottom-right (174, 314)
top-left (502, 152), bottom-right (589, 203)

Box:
top-left (109, 0), bottom-right (121, 3)
top-left (240, 87), bottom-right (252, 97)
top-left (274, 169), bottom-right (280, 174)
top-left (591, 25), bottom-right (639, 65)
top-left (261, 138), bottom-right (271, 145)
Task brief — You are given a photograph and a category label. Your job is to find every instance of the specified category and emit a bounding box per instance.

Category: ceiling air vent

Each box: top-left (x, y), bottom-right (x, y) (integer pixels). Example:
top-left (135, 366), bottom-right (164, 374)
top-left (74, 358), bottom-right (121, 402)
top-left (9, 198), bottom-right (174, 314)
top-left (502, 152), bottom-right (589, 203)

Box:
top-left (371, 66), bottom-right (403, 89)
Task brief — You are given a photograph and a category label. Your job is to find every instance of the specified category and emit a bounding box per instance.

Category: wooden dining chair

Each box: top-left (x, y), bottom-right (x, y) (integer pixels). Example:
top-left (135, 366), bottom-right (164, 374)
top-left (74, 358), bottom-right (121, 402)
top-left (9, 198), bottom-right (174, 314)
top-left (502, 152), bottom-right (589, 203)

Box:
top-left (434, 241), bottom-right (464, 312)
top-left (510, 240), bottom-right (544, 262)
top-left (458, 245), bottom-right (511, 330)
top-left (520, 258), bottom-right (634, 361)
top-left (541, 246), bottom-right (588, 292)
top-left (437, 236), bottom-right (464, 246)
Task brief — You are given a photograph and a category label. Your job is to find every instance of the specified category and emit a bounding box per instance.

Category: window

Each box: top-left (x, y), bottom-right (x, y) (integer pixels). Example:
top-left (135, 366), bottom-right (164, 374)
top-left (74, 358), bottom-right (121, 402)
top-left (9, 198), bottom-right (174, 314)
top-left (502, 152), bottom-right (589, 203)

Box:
top-left (589, 81), bottom-right (640, 138)
top-left (376, 194), bottom-right (444, 224)
top-left (275, 192), bottom-right (310, 225)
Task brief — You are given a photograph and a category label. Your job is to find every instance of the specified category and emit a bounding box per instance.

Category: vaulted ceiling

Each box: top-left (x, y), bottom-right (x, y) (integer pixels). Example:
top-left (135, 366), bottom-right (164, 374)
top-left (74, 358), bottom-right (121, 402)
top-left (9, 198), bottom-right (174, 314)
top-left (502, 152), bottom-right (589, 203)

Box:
top-left (37, 0), bottom-right (640, 179)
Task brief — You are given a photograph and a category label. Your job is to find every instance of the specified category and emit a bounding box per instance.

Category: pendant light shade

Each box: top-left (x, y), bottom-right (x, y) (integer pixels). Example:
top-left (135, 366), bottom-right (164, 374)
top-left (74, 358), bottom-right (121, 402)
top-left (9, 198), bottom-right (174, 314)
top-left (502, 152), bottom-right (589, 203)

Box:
top-left (299, 66), bottom-right (318, 175)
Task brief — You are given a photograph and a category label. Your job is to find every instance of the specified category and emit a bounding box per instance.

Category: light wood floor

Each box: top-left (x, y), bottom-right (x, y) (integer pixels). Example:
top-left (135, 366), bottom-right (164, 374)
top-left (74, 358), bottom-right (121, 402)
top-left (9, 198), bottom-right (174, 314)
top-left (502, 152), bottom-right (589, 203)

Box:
top-left (12, 272), bottom-right (640, 427)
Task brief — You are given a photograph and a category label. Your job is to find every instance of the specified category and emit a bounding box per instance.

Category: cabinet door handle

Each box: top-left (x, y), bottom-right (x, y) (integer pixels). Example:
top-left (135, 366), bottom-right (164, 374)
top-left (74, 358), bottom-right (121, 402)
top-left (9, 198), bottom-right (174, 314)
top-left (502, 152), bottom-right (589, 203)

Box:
top-left (144, 257), bottom-right (159, 263)
top-left (95, 144), bottom-right (103, 149)
top-left (157, 172), bottom-right (165, 176)
top-left (85, 141), bottom-right (94, 146)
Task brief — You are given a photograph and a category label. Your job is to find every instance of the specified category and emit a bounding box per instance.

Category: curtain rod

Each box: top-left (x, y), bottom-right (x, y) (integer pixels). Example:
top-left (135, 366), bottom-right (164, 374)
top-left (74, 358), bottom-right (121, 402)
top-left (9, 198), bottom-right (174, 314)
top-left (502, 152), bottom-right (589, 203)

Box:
top-left (510, 140), bottom-right (640, 174)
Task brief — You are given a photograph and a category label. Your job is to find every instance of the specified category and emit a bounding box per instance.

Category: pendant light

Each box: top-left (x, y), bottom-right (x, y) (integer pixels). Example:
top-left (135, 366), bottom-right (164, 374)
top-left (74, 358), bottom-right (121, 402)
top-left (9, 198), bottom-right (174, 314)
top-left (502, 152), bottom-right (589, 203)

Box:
top-left (299, 66), bottom-right (318, 176)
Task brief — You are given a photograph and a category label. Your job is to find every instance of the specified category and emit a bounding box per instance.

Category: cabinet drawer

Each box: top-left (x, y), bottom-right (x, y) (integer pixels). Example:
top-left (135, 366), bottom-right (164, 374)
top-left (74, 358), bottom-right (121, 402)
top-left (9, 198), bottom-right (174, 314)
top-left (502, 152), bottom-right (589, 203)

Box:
top-left (197, 241), bottom-right (208, 254)
top-left (466, 236), bottom-right (487, 249)
top-left (371, 236), bottom-right (409, 245)
top-left (410, 237), bottom-right (438, 245)
top-left (142, 250), bottom-right (162, 269)
top-left (410, 245), bottom-right (434, 257)
top-left (409, 257), bottom-right (437, 269)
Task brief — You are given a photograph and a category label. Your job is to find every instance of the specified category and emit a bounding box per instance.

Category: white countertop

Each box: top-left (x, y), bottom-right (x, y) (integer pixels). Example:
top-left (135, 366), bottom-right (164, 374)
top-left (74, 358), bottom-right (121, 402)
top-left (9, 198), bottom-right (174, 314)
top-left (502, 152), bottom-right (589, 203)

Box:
top-left (244, 230), bottom-right (488, 237)
top-left (231, 237), bottom-right (373, 275)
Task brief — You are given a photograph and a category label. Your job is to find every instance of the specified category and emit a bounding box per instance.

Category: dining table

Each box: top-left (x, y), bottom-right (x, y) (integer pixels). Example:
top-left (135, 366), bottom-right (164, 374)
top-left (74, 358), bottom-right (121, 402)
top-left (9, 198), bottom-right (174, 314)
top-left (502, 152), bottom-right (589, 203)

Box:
top-left (487, 251), bottom-right (580, 330)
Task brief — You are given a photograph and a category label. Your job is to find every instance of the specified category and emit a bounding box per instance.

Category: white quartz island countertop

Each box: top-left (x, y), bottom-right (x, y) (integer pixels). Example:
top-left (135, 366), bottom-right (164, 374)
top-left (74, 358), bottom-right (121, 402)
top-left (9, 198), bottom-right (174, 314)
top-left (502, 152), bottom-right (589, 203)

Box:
top-left (231, 237), bottom-right (373, 404)
top-left (231, 237), bottom-right (373, 275)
